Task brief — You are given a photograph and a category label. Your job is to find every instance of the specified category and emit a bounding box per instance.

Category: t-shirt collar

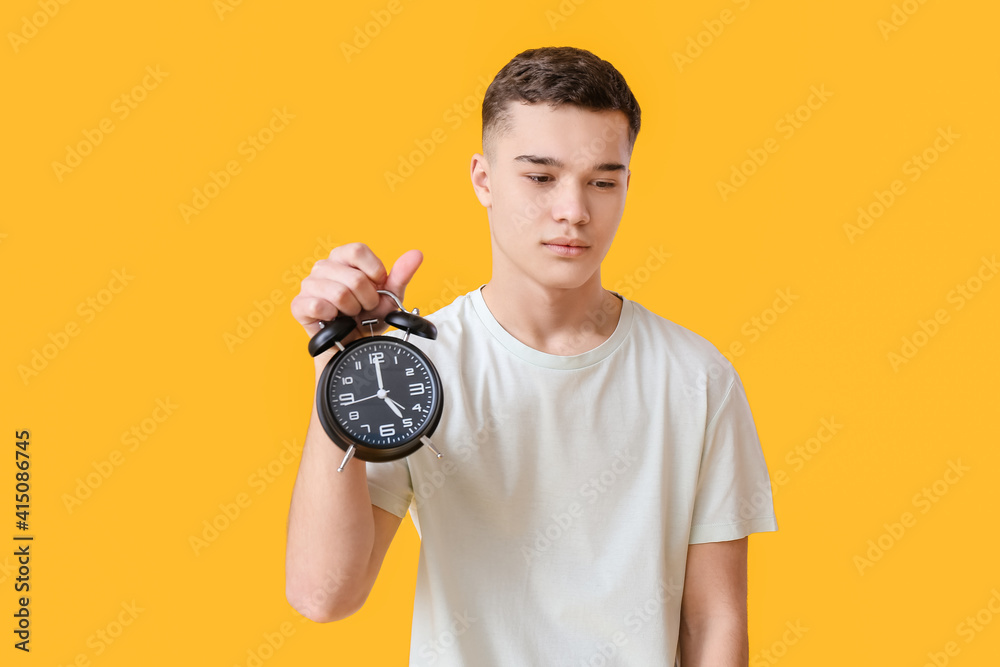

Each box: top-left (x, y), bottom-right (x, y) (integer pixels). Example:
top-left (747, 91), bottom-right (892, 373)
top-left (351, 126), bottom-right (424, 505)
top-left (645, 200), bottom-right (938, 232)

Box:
top-left (469, 284), bottom-right (633, 370)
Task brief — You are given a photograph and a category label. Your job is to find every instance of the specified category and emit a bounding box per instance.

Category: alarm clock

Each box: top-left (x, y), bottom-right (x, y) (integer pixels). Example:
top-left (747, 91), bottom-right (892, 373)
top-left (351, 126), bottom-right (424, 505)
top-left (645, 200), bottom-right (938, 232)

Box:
top-left (308, 290), bottom-right (444, 472)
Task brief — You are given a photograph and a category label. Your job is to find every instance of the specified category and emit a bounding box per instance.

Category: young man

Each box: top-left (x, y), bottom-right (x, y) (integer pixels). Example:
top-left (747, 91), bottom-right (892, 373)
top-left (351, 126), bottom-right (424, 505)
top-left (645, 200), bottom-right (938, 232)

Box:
top-left (286, 46), bottom-right (778, 666)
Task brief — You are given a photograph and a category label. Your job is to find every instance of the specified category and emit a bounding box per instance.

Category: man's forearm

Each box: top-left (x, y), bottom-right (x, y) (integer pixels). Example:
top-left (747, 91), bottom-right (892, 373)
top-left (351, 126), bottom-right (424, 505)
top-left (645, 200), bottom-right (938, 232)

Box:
top-left (678, 617), bottom-right (749, 667)
top-left (285, 357), bottom-right (376, 622)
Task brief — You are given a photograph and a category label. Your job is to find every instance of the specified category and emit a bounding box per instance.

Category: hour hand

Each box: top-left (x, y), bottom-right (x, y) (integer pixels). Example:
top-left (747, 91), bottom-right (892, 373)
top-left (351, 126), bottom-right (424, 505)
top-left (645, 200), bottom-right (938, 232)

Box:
top-left (383, 397), bottom-right (403, 418)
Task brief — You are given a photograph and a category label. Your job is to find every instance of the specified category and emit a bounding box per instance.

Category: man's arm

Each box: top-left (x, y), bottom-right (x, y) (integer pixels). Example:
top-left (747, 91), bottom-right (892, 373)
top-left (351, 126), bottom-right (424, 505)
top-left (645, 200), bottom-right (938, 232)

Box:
top-left (285, 242), bottom-right (422, 621)
top-left (284, 372), bottom-right (378, 622)
top-left (677, 537), bottom-right (749, 666)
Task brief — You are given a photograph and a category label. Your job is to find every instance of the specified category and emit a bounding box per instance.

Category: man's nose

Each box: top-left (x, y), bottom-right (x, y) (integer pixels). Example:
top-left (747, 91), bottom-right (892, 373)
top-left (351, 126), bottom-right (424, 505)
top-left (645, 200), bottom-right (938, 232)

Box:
top-left (549, 181), bottom-right (589, 225)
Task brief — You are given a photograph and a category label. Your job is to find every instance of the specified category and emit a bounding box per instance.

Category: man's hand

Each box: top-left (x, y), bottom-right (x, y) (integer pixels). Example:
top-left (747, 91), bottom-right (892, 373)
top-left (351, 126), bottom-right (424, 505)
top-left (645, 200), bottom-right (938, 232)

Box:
top-left (290, 242), bottom-right (423, 349)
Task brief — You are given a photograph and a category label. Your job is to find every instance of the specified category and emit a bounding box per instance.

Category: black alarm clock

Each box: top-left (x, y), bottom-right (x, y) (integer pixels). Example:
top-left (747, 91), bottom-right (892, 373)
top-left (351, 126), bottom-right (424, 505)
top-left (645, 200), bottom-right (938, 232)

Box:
top-left (308, 289), bottom-right (444, 472)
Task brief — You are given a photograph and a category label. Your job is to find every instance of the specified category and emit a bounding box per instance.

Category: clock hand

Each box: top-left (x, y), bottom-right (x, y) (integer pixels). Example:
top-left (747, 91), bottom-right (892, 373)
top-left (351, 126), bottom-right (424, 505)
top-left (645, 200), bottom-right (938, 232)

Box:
top-left (347, 393), bottom-right (380, 404)
top-left (387, 397), bottom-right (407, 411)
top-left (383, 397), bottom-right (403, 418)
top-left (374, 358), bottom-right (384, 390)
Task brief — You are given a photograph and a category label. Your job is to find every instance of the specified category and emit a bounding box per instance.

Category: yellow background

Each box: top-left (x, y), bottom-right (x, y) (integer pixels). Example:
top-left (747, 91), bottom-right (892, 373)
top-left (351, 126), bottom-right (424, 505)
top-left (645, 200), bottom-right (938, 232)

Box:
top-left (3, 0), bottom-right (998, 664)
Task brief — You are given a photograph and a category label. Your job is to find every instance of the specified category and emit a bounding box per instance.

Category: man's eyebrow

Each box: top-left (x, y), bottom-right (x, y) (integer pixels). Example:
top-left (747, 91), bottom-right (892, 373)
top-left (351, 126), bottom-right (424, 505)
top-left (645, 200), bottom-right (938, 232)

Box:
top-left (513, 154), bottom-right (626, 172)
top-left (514, 154), bottom-right (562, 168)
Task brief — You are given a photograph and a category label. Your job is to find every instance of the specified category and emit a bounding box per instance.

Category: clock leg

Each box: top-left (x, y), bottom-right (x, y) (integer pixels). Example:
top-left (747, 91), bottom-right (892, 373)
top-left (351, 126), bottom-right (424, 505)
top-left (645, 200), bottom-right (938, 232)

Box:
top-left (337, 444), bottom-right (356, 472)
top-left (420, 436), bottom-right (443, 458)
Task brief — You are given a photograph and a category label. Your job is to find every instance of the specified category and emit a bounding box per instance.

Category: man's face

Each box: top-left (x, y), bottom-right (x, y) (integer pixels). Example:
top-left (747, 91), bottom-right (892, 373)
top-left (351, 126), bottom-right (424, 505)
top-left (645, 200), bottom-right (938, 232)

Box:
top-left (472, 102), bottom-right (632, 291)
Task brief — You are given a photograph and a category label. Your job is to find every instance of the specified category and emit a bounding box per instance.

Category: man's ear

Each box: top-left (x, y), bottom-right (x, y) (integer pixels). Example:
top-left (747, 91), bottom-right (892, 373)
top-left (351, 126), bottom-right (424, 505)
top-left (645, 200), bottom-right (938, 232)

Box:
top-left (470, 153), bottom-right (492, 208)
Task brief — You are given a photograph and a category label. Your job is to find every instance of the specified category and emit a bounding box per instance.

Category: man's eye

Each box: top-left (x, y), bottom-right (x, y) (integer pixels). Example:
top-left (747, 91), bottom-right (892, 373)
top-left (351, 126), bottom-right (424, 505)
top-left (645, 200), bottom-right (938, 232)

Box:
top-left (526, 175), bottom-right (551, 184)
top-left (594, 181), bottom-right (616, 189)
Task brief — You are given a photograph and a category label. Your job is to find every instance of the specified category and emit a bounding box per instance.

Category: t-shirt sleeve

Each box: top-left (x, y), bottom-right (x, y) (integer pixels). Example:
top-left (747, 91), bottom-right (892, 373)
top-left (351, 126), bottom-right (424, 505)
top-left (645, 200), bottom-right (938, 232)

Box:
top-left (688, 370), bottom-right (778, 544)
top-left (365, 456), bottom-right (414, 519)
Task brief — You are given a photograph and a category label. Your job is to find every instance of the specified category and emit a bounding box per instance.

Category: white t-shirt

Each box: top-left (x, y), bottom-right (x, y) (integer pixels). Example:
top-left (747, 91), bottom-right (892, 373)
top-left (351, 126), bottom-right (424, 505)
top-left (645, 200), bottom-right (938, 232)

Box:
top-left (366, 285), bottom-right (778, 666)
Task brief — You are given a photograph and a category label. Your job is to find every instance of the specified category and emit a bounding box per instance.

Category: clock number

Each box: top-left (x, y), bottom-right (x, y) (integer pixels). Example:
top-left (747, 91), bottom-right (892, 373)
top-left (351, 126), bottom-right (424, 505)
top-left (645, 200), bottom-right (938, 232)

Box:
top-left (379, 424), bottom-right (395, 437)
top-left (355, 361), bottom-right (362, 370)
top-left (412, 404), bottom-right (422, 412)
top-left (405, 368), bottom-right (415, 377)
top-left (394, 355), bottom-right (399, 364)
top-left (369, 352), bottom-right (385, 364)
top-left (342, 376), bottom-right (353, 385)
top-left (338, 393), bottom-right (355, 404)
top-left (402, 418), bottom-right (413, 428)
top-left (361, 424), bottom-right (371, 433)
top-left (409, 383), bottom-right (425, 396)
top-left (348, 411), bottom-right (360, 420)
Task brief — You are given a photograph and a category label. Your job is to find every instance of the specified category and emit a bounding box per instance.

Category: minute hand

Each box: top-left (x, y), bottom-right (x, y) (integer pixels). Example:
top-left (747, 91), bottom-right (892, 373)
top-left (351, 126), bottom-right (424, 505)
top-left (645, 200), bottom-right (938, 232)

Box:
top-left (346, 393), bottom-right (380, 405)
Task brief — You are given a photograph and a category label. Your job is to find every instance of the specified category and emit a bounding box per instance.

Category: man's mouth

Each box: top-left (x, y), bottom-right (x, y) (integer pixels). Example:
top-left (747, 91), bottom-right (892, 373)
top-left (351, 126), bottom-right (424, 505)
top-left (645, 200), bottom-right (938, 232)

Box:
top-left (542, 238), bottom-right (589, 256)
top-left (542, 237), bottom-right (588, 247)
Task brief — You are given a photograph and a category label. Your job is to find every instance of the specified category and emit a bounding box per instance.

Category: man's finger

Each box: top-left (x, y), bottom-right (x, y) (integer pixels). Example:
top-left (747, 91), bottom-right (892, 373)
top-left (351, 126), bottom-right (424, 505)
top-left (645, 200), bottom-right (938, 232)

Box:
top-left (329, 242), bottom-right (388, 286)
top-left (383, 249), bottom-right (424, 299)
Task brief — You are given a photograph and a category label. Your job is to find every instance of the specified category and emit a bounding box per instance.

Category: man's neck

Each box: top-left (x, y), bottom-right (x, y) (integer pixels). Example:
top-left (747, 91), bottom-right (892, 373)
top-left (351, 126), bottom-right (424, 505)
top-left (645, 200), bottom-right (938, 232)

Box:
top-left (480, 273), bottom-right (623, 356)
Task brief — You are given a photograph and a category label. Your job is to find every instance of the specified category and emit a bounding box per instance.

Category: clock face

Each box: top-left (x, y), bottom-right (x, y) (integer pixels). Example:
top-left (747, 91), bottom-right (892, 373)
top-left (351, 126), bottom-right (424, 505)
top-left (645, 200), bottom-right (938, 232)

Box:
top-left (327, 339), bottom-right (439, 448)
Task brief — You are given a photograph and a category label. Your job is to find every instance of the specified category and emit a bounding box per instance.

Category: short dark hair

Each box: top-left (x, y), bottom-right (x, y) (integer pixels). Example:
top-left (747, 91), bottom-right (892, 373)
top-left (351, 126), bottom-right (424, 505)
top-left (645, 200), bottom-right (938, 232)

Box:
top-left (481, 46), bottom-right (641, 162)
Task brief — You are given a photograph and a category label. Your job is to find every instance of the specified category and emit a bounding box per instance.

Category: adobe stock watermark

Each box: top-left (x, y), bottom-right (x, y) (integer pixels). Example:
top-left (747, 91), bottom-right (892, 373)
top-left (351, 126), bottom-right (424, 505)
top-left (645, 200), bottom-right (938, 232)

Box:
top-left (287, 566), bottom-right (356, 624)
top-left (62, 398), bottom-right (179, 514)
top-left (224, 288), bottom-right (287, 353)
top-left (521, 448), bottom-right (638, 566)
top-left (877, 0), bottom-right (932, 40)
top-left (179, 107), bottom-right (294, 223)
top-left (340, 0), bottom-right (404, 62)
top-left (711, 475), bottom-right (778, 530)
top-left (0, 556), bottom-right (17, 585)
top-left (717, 85), bottom-right (833, 201)
top-left (56, 600), bottom-right (144, 666)
top-left (415, 609), bottom-right (478, 666)
top-left (608, 246), bottom-right (672, 301)
top-left (281, 243), bottom-right (466, 337)
top-left (232, 620), bottom-right (296, 667)
top-left (52, 66), bottom-right (168, 182)
top-left (384, 74), bottom-right (492, 192)
top-left (844, 126), bottom-right (959, 243)
top-left (549, 245), bottom-right (671, 356)
top-left (226, 235), bottom-right (337, 352)
top-left (733, 288), bottom-right (798, 347)
top-left (752, 619), bottom-right (809, 666)
top-left (307, 310), bottom-right (450, 401)
top-left (424, 277), bottom-right (471, 313)
top-left (919, 588), bottom-right (1000, 667)
top-left (544, 0), bottom-right (588, 30)
top-left (510, 118), bottom-right (625, 231)
top-left (18, 268), bottom-right (134, 385)
top-left (189, 438), bottom-right (304, 555)
top-left (279, 235), bottom-right (339, 287)
top-left (410, 410), bottom-right (505, 504)
top-left (684, 287), bottom-right (800, 400)
top-left (887, 254), bottom-right (996, 372)
top-left (672, 0), bottom-right (754, 72)
top-left (853, 459), bottom-right (969, 575)
top-left (214, 0), bottom-right (246, 20)
top-left (580, 577), bottom-right (685, 666)
top-left (769, 416), bottom-right (844, 497)
top-left (8, 0), bottom-right (72, 54)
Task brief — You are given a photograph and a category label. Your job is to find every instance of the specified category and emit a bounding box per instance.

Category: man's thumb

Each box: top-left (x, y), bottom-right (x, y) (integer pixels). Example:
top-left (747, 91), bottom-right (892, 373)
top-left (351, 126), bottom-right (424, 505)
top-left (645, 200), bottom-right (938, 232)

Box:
top-left (383, 249), bottom-right (423, 299)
